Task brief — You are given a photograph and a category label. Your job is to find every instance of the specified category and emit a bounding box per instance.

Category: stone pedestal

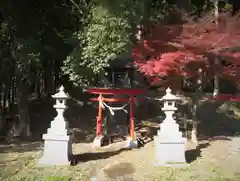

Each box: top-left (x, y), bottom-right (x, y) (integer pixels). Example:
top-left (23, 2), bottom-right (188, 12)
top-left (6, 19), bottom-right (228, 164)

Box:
top-left (154, 133), bottom-right (186, 166)
top-left (93, 135), bottom-right (104, 147)
top-left (37, 86), bottom-right (72, 166)
top-left (126, 136), bottom-right (138, 149)
top-left (154, 87), bottom-right (186, 166)
top-left (125, 131), bottom-right (138, 149)
top-left (38, 134), bottom-right (72, 166)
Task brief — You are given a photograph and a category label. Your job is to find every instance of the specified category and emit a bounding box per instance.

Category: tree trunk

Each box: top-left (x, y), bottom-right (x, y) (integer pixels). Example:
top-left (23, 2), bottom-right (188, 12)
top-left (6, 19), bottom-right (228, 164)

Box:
top-left (213, 75), bottom-right (220, 96)
top-left (40, 74), bottom-right (45, 98)
top-left (3, 86), bottom-right (7, 114)
top-left (214, 0), bottom-right (219, 24)
top-left (191, 122), bottom-right (198, 144)
top-left (54, 59), bottom-right (61, 91)
top-left (11, 77), bottom-right (16, 110)
top-left (0, 85), bottom-right (3, 116)
top-left (8, 86), bottom-right (12, 113)
top-left (43, 59), bottom-right (54, 99)
top-left (191, 97), bottom-right (198, 145)
top-left (213, 57), bottom-right (220, 96)
top-left (16, 78), bottom-right (31, 138)
top-left (0, 85), bottom-right (2, 115)
top-left (191, 68), bottom-right (203, 145)
top-left (213, 0), bottom-right (220, 96)
top-left (35, 79), bottom-right (41, 99)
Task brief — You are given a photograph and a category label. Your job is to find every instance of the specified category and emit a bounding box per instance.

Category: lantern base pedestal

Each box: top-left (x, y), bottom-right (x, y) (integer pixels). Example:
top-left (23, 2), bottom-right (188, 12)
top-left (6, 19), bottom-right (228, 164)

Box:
top-left (93, 135), bottom-right (104, 147)
top-left (37, 134), bottom-right (72, 166)
top-left (154, 135), bottom-right (186, 167)
top-left (125, 137), bottom-right (138, 149)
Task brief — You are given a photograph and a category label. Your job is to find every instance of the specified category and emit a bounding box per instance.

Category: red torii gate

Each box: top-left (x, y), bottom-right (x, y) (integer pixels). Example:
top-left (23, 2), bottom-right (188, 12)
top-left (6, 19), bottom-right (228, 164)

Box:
top-left (87, 87), bottom-right (145, 147)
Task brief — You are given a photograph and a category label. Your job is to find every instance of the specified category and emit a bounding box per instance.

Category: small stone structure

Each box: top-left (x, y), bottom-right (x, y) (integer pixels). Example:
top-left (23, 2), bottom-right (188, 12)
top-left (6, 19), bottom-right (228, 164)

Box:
top-left (37, 86), bottom-right (72, 166)
top-left (154, 87), bottom-right (186, 166)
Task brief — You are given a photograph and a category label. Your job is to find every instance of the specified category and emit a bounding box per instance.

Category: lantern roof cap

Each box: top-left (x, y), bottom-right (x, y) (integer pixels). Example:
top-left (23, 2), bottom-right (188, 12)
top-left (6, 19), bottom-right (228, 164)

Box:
top-left (160, 87), bottom-right (180, 101)
top-left (52, 86), bottom-right (69, 99)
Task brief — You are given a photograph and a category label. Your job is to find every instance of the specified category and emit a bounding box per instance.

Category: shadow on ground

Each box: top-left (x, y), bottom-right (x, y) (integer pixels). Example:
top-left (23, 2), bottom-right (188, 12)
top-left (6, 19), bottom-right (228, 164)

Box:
top-left (0, 141), bottom-right (43, 153)
top-left (70, 147), bottom-right (132, 166)
top-left (185, 142), bottom-right (210, 163)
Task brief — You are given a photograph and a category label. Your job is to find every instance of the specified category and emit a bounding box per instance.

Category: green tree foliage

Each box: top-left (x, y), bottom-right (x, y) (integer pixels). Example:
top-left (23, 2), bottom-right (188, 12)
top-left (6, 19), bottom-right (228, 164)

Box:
top-left (0, 0), bottom-right (82, 137)
top-left (62, 0), bottom-right (211, 88)
top-left (0, 0), bottom-right (236, 137)
top-left (62, 1), bottom-right (139, 87)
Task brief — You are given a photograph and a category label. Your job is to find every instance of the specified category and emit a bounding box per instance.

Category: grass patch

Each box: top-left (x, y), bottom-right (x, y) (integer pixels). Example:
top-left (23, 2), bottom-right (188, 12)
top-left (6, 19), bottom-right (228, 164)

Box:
top-left (1, 176), bottom-right (72, 181)
top-left (1, 163), bottom-right (240, 181)
top-left (206, 176), bottom-right (240, 181)
top-left (45, 176), bottom-right (71, 181)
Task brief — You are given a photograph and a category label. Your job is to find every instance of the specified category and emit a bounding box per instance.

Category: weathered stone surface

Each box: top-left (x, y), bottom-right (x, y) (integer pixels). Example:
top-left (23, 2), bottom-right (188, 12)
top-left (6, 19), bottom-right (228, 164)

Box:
top-left (37, 86), bottom-right (72, 166)
top-left (93, 135), bottom-right (104, 147)
top-left (126, 138), bottom-right (138, 149)
top-left (154, 137), bottom-right (186, 166)
top-left (37, 135), bottom-right (72, 166)
top-left (154, 87), bottom-right (186, 166)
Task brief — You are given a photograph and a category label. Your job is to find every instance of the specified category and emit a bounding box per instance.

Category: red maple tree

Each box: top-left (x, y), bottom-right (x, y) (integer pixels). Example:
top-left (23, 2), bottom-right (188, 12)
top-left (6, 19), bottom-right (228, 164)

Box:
top-left (132, 12), bottom-right (240, 90)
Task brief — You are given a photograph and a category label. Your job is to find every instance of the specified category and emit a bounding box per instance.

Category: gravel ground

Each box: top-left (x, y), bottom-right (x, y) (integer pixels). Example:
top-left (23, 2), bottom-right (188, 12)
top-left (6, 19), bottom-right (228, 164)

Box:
top-left (1, 136), bottom-right (240, 181)
top-left (73, 136), bottom-right (240, 181)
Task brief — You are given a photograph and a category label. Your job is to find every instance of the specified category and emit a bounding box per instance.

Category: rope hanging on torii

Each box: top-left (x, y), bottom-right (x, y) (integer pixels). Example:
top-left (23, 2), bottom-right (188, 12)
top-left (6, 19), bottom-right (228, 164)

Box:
top-left (87, 87), bottom-right (145, 146)
top-left (95, 95), bottom-right (136, 140)
top-left (98, 96), bottom-right (129, 115)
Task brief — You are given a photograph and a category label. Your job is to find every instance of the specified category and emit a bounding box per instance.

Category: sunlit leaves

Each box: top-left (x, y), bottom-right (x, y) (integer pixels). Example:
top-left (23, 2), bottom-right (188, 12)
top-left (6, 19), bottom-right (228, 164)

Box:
top-left (62, 2), bottom-right (134, 87)
top-left (132, 12), bottom-right (240, 87)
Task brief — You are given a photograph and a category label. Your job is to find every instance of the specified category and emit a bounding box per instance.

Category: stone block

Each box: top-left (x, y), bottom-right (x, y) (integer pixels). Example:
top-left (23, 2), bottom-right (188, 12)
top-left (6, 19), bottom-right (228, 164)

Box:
top-left (37, 134), bottom-right (72, 166)
top-left (154, 136), bottom-right (186, 166)
top-left (125, 138), bottom-right (138, 149)
top-left (93, 135), bottom-right (104, 147)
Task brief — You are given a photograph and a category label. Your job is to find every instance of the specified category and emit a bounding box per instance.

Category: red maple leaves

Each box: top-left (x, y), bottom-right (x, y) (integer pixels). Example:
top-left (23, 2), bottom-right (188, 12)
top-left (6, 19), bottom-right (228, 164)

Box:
top-left (132, 12), bottom-right (240, 87)
top-left (134, 51), bottom-right (204, 77)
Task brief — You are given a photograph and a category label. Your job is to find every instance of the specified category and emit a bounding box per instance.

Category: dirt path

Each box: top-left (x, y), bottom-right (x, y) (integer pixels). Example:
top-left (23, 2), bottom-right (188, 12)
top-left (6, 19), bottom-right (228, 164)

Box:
top-left (0, 136), bottom-right (240, 181)
top-left (73, 137), bottom-right (240, 181)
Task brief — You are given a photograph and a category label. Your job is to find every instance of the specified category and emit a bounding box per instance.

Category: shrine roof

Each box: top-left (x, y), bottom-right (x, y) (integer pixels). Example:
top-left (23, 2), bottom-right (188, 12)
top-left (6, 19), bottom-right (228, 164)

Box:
top-left (108, 56), bottom-right (133, 68)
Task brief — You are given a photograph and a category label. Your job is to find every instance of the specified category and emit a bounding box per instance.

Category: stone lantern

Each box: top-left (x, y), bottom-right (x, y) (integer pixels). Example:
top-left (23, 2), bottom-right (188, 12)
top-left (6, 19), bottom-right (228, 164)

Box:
top-left (37, 86), bottom-right (72, 166)
top-left (154, 87), bottom-right (186, 166)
